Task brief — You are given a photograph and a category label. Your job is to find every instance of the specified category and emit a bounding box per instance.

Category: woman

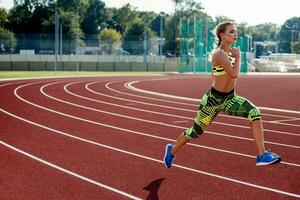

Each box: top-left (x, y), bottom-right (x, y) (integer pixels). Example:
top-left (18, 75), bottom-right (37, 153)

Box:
top-left (164, 21), bottom-right (281, 168)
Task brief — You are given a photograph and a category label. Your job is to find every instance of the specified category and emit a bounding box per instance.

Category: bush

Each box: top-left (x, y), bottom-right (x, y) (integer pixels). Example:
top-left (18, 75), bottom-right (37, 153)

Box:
top-left (0, 27), bottom-right (16, 53)
top-left (98, 28), bottom-right (122, 54)
top-left (292, 41), bottom-right (300, 54)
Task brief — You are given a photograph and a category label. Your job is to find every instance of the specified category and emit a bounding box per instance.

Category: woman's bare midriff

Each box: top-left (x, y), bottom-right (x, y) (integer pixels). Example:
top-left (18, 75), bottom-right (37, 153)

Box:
top-left (212, 74), bottom-right (236, 92)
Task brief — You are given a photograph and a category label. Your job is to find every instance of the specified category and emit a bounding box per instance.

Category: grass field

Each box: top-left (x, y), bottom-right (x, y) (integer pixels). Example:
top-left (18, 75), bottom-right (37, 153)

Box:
top-left (0, 71), bottom-right (164, 79)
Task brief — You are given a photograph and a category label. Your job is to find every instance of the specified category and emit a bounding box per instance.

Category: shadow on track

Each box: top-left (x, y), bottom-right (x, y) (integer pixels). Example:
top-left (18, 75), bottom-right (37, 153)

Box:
top-left (143, 178), bottom-right (165, 200)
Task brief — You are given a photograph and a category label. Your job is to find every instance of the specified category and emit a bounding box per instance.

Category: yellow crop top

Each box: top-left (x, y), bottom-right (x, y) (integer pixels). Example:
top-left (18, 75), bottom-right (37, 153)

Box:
top-left (212, 55), bottom-right (235, 76)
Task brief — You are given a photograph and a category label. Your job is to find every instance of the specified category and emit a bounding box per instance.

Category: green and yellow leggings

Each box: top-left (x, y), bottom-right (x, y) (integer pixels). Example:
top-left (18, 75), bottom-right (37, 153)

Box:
top-left (184, 87), bottom-right (261, 140)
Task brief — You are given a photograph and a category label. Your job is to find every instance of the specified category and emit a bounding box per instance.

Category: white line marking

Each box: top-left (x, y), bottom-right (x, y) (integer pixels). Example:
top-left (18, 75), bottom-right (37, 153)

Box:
top-left (173, 120), bottom-right (189, 123)
top-left (0, 81), bottom-right (26, 88)
top-left (269, 121), bottom-right (300, 128)
top-left (125, 80), bottom-right (200, 102)
top-left (86, 81), bottom-right (300, 137)
top-left (117, 79), bottom-right (300, 120)
top-left (12, 81), bottom-right (300, 166)
top-left (0, 110), bottom-right (299, 198)
top-left (270, 118), bottom-right (300, 123)
top-left (126, 80), bottom-right (300, 115)
top-left (106, 80), bottom-right (300, 127)
top-left (0, 140), bottom-right (142, 200)
top-left (45, 81), bottom-right (300, 149)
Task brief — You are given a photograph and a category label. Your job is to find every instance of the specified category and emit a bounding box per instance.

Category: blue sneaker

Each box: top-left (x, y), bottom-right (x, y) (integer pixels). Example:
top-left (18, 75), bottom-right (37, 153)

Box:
top-left (164, 144), bottom-right (175, 168)
top-left (256, 151), bottom-right (281, 166)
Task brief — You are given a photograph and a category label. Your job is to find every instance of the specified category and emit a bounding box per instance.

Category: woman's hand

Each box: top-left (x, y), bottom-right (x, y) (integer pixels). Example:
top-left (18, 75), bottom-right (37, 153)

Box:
top-left (229, 47), bottom-right (240, 59)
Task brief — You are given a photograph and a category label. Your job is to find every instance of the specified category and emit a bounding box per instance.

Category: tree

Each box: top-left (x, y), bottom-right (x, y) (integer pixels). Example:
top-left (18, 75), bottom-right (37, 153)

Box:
top-left (215, 16), bottom-right (234, 25)
top-left (164, 14), bottom-right (179, 55)
top-left (150, 13), bottom-right (165, 37)
top-left (292, 41), bottom-right (300, 54)
top-left (98, 28), bottom-right (121, 54)
top-left (172, 0), bottom-right (203, 18)
top-left (8, 3), bottom-right (33, 33)
top-left (8, 0), bottom-right (52, 33)
top-left (279, 17), bottom-right (300, 53)
top-left (111, 4), bottom-right (138, 35)
top-left (122, 19), bottom-right (156, 55)
top-left (247, 23), bottom-right (280, 56)
top-left (103, 8), bottom-right (124, 33)
top-left (236, 23), bottom-right (248, 38)
top-left (56, 0), bottom-right (88, 14)
top-left (42, 11), bottom-right (83, 53)
top-left (166, 0), bottom-right (210, 55)
top-left (248, 23), bottom-right (279, 41)
top-left (0, 27), bottom-right (17, 53)
top-left (0, 8), bottom-right (8, 28)
top-left (81, 0), bottom-right (106, 34)
top-left (13, 0), bottom-right (49, 12)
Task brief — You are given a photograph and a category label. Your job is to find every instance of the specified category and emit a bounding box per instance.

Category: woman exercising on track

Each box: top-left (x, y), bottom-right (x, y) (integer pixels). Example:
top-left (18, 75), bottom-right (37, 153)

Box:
top-left (164, 21), bottom-right (281, 167)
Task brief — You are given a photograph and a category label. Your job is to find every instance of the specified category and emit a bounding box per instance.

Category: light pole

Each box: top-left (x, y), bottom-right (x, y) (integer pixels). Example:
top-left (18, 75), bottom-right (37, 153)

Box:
top-left (54, 2), bottom-right (59, 73)
top-left (159, 12), bottom-right (165, 61)
top-left (286, 25), bottom-right (296, 53)
top-left (291, 29), bottom-right (295, 52)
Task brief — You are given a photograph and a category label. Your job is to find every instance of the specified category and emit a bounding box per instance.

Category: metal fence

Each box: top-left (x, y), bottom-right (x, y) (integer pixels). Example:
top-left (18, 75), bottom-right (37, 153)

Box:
top-left (1, 33), bottom-right (299, 72)
top-left (0, 33), bottom-right (163, 57)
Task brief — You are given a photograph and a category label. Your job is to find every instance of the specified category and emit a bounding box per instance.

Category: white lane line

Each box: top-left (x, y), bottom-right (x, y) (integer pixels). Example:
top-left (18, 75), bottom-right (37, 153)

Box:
top-left (173, 120), bottom-right (189, 123)
top-left (105, 80), bottom-right (300, 127)
top-left (45, 81), bottom-right (299, 150)
top-left (86, 81), bottom-right (299, 137)
top-left (0, 81), bottom-right (26, 88)
top-left (106, 78), bottom-right (197, 106)
top-left (268, 121), bottom-right (300, 128)
top-left (270, 118), bottom-right (300, 123)
top-left (125, 79), bottom-right (300, 120)
top-left (126, 80), bottom-right (300, 115)
top-left (0, 109), bottom-right (299, 199)
top-left (0, 140), bottom-right (142, 200)
top-left (14, 81), bottom-right (300, 166)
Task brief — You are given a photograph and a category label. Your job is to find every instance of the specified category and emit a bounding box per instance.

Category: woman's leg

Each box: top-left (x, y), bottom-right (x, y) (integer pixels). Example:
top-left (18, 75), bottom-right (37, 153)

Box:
top-left (224, 95), bottom-right (281, 165)
top-left (224, 95), bottom-right (265, 154)
top-left (171, 132), bottom-right (189, 155)
top-left (169, 92), bottom-right (219, 155)
top-left (251, 119), bottom-right (265, 156)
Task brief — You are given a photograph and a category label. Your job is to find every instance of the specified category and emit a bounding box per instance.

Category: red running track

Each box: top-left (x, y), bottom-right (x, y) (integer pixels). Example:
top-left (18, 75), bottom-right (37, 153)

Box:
top-left (0, 74), bottom-right (300, 200)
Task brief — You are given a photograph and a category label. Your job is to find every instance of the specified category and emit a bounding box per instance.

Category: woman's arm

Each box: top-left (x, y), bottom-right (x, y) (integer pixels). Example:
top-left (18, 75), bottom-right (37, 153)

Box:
top-left (213, 47), bottom-right (241, 78)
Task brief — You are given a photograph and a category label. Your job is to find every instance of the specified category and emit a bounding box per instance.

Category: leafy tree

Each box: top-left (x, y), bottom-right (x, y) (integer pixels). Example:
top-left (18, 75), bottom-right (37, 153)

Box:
top-left (247, 23), bottom-right (280, 56)
top-left (13, 0), bottom-right (49, 12)
top-left (111, 4), bottom-right (138, 34)
top-left (164, 14), bottom-right (179, 55)
top-left (0, 8), bottom-right (8, 27)
top-left (122, 20), bottom-right (156, 55)
top-left (172, 0), bottom-right (203, 18)
top-left (42, 11), bottom-right (83, 53)
top-left (103, 8), bottom-right (124, 33)
top-left (215, 16), bottom-right (234, 25)
top-left (98, 28), bottom-right (121, 54)
top-left (8, 0), bottom-right (53, 33)
top-left (236, 23), bottom-right (248, 38)
top-left (279, 17), bottom-right (300, 53)
top-left (8, 3), bottom-right (33, 33)
top-left (0, 27), bottom-right (17, 53)
top-left (150, 13), bottom-right (165, 37)
top-left (138, 11), bottom-right (157, 24)
top-left (292, 41), bottom-right (300, 54)
top-left (81, 0), bottom-right (106, 34)
top-left (56, 0), bottom-right (88, 14)
top-left (248, 23), bottom-right (279, 41)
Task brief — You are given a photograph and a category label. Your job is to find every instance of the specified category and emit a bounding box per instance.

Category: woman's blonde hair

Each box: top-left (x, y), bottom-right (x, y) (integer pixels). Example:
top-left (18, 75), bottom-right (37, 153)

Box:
top-left (215, 21), bottom-right (235, 48)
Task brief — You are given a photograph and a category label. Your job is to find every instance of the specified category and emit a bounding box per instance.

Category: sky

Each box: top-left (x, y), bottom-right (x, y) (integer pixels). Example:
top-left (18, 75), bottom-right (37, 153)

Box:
top-left (0, 0), bottom-right (299, 26)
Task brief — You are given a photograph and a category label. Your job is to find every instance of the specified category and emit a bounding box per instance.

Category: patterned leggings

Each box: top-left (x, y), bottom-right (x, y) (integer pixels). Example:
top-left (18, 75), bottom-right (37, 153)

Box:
top-left (184, 87), bottom-right (261, 140)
